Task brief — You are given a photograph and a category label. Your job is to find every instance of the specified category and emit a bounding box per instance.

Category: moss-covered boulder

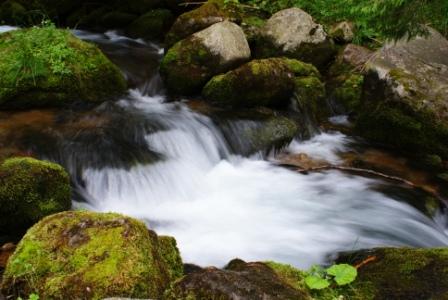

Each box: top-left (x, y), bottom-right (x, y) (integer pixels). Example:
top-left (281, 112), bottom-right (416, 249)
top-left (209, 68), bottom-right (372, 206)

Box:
top-left (160, 21), bottom-right (250, 95)
top-left (337, 247), bottom-right (448, 299)
top-left (254, 8), bottom-right (336, 70)
top-left (0, 26), bottom-right (127, 109)
top-left (356, 28), bottom-right (448, 163)
top-left (164, 0), bottom-right (268, 48)
top-left (326, 44), bottom-right (372, 114)
top-left (165, 259), bottom-right (311, 299)
top-left (0, 157), bottom-right (71, 235)
top-left (1, 211), bottom-right (183, 299)
top-left (126, 9), bottom-right (174, 40)
top-left (203, 57), bottom-right (322, 109)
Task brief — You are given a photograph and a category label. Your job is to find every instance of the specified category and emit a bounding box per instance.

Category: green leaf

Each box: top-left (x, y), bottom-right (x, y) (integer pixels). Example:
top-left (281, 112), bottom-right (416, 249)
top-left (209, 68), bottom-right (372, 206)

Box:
top-left (304, 275), bottom-right (331, 289)
top-left (326, 264), bottom-right (357, 286)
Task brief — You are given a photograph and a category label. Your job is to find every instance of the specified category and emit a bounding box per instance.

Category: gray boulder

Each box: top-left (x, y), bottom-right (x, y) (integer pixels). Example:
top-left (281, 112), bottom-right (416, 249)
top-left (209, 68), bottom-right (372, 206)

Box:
top-left (254, 8), bottom-right (336, 70)
top-left (160, 21), bottom-right (250, 95)
top-left (357, 27), bottom-right (448, 161)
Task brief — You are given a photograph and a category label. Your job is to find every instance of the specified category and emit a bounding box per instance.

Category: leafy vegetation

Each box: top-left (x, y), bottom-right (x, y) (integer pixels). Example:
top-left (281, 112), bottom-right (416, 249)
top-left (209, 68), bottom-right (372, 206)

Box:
top-left (305, 263), bottom-right (358, 290)
top-left (238, 0), bottom-right (448, 43)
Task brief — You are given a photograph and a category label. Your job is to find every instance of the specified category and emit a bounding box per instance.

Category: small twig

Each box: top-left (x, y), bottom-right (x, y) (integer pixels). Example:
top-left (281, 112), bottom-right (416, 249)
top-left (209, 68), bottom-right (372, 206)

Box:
top-left (298, 165), bottom-right (416, 186)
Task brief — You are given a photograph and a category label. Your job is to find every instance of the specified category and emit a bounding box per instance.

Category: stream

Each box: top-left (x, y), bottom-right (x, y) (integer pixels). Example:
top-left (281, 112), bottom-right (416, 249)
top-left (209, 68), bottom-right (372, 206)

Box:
top-left (2, 26), bottom-right (448, 268)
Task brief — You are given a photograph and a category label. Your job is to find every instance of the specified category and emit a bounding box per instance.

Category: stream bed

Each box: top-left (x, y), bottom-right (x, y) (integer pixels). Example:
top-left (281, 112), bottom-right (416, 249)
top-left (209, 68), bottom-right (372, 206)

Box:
top-left (1, 27), bottom-right (447, 268)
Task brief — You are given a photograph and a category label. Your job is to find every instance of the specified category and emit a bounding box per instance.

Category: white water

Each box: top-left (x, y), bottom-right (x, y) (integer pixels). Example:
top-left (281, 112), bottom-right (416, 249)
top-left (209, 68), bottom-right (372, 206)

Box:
top-left (77, 91), bottom-right (448, 268)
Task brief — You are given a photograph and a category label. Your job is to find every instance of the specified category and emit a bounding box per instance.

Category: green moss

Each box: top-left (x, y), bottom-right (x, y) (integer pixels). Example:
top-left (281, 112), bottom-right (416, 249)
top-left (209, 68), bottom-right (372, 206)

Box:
top-left (203, 58), bottom-right (323, 110)
top-left (158, 236), bottom-right (184, 282)
top-left (341, 248), bottom-right (448, 299)
top-left (265, 261), bottom-right (308, 291)
top-left (0, 25), bottom-right (126, 109)
top-left (294, 76), bottom-right (326, 121)
top-left (126, 9), bottom-right (174, 40)
top-left (355, 102), bottom-right (448, 159)
top-left (0, 157), bottom-right (71, 235)
top-left (160, 37), bottom-right (222, 95)
top-left (1, 211), bottom-right (182, 299)
top-left (333, 74), bottom-right (364, 112)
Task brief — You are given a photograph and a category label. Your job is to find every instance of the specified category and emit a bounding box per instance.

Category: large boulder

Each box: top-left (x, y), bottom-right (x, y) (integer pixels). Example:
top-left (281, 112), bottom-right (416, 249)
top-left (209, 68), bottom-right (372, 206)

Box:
top-left (164, 0), bottom-right (268, 48)
top-left (254, 8), bottom-right (336, 70)
top-left (338, 247), bottom-right (448, 299)
top-left (202, 57), bottom-right (323, 108)
top-left (160, 21), bottom-right (250, 95)
top-left (165, 259), bottom-right (311, 299)
top-left (0, 26), bottom-right (127, 109)
top-left (356, 28), bottom-right (448, 162)
top-left (1, 211), bottom-right (183, 299)
top-left (0, 157), bottom-right (71, 236)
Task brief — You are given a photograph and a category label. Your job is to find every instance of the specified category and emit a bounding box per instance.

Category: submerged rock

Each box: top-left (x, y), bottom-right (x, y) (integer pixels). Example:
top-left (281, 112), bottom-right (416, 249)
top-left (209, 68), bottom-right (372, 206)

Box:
top-left (0, 157), bottom-right (71, 235)
top-left (160, 21), bottom-right (250, 95)
top-left (0, 26), bottom-right (126, 109)
top-left (356, 28), bottom-right (448, 162)
top-left (165, 259), bottom-right (311, 299)
top-left (203, 57), bottom-right (322, 109)
top-left (254, 8), bottom-right (336, 70)
top-left (1, 211), bottom-right (183, 299)
top-left (338, 247), bottom-right (448, 299)
top-left (126, 9), bottom-right (174, 40)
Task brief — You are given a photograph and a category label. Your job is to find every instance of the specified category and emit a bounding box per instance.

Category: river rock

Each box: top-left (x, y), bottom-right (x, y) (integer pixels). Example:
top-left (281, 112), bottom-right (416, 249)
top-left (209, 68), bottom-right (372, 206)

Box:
top-left (126, 9), bottom-right (174, 40)
top-left (254, 8), bottom-right (336, 70)
top-left (160, 21), bottom-right (250, 95)
top-left (0, 27), bottom-right (126, 109)
top-left (356, 27), bottom-right (448, 161)
top-left (203, 57), bottom-right (322, 109)
top-left (0, 157), bottom-right (71, 236)
top-left (165, 259), bottom-right (311, 299)
top-left (1, 211), bottom-right (183, 299)
top-left (164, 0), bottom-right (267, 48)
top-left (337, 247), bottom-right (448, 299)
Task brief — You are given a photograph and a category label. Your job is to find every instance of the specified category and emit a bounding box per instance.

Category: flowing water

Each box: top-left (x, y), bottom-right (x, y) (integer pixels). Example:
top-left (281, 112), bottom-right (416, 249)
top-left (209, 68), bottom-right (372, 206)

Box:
top-left (2, 26), bottom-right (448, 268)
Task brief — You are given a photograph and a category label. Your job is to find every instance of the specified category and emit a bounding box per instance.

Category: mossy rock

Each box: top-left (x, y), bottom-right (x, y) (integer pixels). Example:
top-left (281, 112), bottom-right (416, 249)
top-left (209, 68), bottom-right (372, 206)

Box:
top-left (160, 21), bottom-right (250, 95)
top-left (0, 26), bottom-right (127, 109)
top-left (1, 211), bottom-right (183, 299)
top-left (0, 157), bottom-right (71, 235)
top-left (164, 0), bottom-right (268, 48)
top-left (165, 259), bottom-right (310, 299)
top-left (126, 9), bottom-right (174, 40)
top-left (337, 247), bottom-right (448, 299)
top-left (203, 57), bottom-right (321, 108)
top-left (357, 29), bottom-right (448, 163)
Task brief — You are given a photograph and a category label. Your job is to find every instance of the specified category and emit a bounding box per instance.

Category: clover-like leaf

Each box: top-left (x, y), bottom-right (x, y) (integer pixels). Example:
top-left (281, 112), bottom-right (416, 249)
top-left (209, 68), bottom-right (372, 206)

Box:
top-left (326, 264), bottom-right (357, 286)
top-left (304, 275), bottom-right (331, 290)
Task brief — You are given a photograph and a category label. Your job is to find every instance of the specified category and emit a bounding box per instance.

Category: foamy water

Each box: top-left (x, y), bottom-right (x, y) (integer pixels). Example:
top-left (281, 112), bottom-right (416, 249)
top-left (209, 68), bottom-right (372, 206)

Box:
top-left (76, 92), bottom-right (448, 268)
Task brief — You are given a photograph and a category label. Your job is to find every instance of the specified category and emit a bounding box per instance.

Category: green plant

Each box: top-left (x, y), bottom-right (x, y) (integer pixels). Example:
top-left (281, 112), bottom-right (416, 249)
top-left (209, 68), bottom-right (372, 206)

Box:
top-left (305, 263), bottom-right (357, 290)
top-left (240, 0), bottom-right (448, 43)
top-left (17, 293), bottom-right (39, 300)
